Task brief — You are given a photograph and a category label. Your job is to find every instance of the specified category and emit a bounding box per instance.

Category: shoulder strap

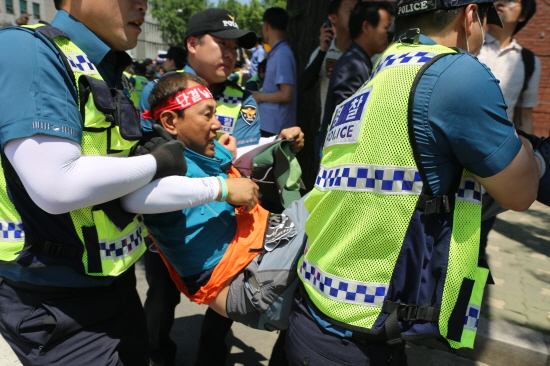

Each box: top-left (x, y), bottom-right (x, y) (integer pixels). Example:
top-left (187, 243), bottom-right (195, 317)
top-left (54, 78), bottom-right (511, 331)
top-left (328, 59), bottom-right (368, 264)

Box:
top-left (31, 24), bottom-right (77, 88)
top-left (407, 52), bottom-right (461, 214)
top-left (520, 47), bottom-right (535, 94)
top-left (225, 78), bottom-right (244, 93)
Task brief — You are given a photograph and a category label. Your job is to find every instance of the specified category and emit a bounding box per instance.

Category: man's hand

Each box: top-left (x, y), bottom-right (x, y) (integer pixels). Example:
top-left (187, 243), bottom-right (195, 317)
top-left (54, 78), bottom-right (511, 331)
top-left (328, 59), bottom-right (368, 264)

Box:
top-left (251, 90), bottom-right (263, 103)
top-left (133, 124), bottom-right (174, 157)
top-left (223, 177), bottom-right (259, 213)
top-left (218, 133), bottom-right (237, 159)
top-left (132, 124), bottom-right (187, 180)
top-left (279, 127), bottom-right (305, 153)
top-left (319, 22), bottom-right (334, 52)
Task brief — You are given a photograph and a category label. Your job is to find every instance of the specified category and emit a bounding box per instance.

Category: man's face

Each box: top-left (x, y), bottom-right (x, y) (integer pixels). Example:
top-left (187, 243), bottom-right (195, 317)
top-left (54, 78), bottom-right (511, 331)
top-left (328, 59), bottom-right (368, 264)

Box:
top-left (493, 0), bottom-right (524, 26)
top-left (164, 58), bottom-right (176, 72)
top-left (18, 15), bottom-right (30, 25)
top-left (171, 82), bottom-right (221, 157)
top-left (329, 0), bottom-right (358, 38)
top-left (188, 34), bottom-right (238, 85)
top-left (70, 0), bottom-right (147, 51)
top-left (364, 9), bottom-right (393, 57)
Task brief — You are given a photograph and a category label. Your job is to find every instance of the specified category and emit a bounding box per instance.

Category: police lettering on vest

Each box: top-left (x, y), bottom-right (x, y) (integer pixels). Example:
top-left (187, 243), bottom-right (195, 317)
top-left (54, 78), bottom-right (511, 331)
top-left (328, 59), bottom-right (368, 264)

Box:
top-left (324, 87), bottom-right (371, 148)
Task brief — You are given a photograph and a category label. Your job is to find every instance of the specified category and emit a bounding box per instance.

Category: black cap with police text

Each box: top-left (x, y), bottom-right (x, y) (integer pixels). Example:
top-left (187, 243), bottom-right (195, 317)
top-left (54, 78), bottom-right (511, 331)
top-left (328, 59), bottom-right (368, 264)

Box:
top-left (395, 0), bottom-right (503, 27)
top-left (184, 8), bottom-right (257, 49)
top-left (159, 46), bottom-right (186, 64)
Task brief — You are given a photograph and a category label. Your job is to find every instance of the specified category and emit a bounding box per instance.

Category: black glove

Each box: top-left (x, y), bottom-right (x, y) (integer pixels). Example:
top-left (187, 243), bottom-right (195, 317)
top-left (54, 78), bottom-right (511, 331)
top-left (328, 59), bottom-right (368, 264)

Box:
top-left (515, 128), bottom-right (540, 148)
top-left (516, 129), bottom-right (550, 206)
top-left (133, 124), bottom-right (187, 180)
top-left (133, 124), bottom-right (174, 157)
top-left (535, 136), bottom-right (550, 207)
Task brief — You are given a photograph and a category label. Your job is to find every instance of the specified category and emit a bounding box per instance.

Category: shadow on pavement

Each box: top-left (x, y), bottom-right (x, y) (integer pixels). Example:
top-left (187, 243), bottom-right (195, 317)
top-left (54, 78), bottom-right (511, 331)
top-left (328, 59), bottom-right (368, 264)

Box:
top-left (171, 314), bottom-right (270, 366)
top-left (226, 329), bottom-right (270, 366)
top-left (492, 218), bottom-right (550, 256)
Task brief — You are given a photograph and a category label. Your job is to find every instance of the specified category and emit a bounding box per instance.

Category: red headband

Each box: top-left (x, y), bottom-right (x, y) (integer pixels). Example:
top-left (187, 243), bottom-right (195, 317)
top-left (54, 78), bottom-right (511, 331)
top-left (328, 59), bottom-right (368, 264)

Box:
top-left (141, 85), bottom-right (214, 120)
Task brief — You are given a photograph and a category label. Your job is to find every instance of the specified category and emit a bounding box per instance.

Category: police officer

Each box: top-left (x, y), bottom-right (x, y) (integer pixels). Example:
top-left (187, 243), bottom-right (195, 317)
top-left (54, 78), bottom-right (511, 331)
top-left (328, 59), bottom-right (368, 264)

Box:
top-left (0, 1), bottom-right (258, 365)
top-left (284, 0), bottom-right (542, 364)
top-left (139, 45), bottom-right (186, 131)
top-left (130, 60), bottom-right (150, 106)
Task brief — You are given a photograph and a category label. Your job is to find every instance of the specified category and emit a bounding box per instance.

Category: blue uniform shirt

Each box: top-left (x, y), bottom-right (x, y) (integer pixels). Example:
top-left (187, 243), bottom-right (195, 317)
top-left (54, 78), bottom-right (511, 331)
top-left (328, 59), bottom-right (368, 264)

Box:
top-left (259, 40), bottom-right (297, 135)
top-left (0, 11), bottom-right (132, 287)
top-left (412, 35), bottom-right (521, 195)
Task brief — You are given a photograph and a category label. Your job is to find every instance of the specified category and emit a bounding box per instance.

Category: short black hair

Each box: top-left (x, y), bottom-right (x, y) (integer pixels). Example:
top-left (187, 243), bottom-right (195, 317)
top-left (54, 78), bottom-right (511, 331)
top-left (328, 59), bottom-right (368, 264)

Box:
top-left (149, 72), bottom-right (208, 119)
top-left (395, 3), bottom-right (491, 37)
top-left (256, 34), bottom-right (263, 44)
top-left (263, 7), bottom-right (288, 31)
top-left (54, 0), bottom-right (62, 10)
top-left (328, 0), bottom-right (343, 15)
top-left (349, 1), bottom-right (395, 40)
top-left (514, 0), bottom-right (536, 35)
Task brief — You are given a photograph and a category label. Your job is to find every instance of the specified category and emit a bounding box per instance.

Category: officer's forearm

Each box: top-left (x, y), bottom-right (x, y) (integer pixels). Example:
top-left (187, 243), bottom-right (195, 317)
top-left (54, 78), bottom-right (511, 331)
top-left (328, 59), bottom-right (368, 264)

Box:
top-left (120, 175), bottom-right (220, 214)
top-left (5, 135), bottom-right (157, 214)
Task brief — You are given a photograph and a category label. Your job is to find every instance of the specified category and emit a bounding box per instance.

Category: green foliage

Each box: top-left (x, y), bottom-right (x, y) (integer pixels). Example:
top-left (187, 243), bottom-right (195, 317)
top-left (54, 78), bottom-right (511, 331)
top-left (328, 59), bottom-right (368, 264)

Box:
top-left (151, 0), bottom-right (288, 47)
top-left (261, 0), bottom-right (287, 8)
top-left (150, 0), bottom-right (210, 47)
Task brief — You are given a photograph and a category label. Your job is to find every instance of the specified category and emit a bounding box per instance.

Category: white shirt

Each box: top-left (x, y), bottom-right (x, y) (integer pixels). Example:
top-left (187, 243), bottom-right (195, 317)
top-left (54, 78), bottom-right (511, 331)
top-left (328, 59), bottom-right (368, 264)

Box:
top-left (307, 38), bottom-right (343, 119)
top-left (478, 34), bottom-right (541, 120)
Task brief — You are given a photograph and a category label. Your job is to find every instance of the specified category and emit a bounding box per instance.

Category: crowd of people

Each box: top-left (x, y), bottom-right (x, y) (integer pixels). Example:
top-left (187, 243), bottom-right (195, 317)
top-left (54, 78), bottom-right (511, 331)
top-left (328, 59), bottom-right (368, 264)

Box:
top-left (0, 0), bottom-right (546, 366)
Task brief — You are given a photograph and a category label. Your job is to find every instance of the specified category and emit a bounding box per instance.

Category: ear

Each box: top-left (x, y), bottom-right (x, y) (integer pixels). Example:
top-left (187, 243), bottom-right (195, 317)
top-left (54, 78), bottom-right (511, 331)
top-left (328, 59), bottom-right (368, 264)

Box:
top-left (187, 36), bottom-right (198, 56)
top-left (328, 13), bottom-right (337, 24)
top-left (464, 4), bottom-right (478, 37)
top-left (159, 110), bottom-right (179, 135)
top-left (362, 20), bottom-right (370, 36)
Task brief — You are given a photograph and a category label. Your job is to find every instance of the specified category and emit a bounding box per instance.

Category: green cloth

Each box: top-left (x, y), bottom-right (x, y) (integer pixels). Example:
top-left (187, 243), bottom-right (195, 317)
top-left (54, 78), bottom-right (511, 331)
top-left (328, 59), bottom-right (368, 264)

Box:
top-left (251, 139), bottom-right (302, 208)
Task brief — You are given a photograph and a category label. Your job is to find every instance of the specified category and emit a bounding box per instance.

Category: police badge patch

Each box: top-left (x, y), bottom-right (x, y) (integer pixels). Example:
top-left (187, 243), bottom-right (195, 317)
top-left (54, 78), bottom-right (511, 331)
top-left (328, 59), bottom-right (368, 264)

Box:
top-left (240, 104), bottom-right (257, 125)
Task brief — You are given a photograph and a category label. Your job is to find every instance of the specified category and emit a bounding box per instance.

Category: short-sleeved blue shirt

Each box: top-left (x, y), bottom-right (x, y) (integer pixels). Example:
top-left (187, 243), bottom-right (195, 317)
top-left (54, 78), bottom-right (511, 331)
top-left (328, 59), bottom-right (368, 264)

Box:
top-left (412, 35), bottom-right (521, 195)
top-left (0, 11), bottom-right (132, 287)
top-left (259, 40), bottom-right (297, 135)
top-left (0, 11), bottom-right (129, 149)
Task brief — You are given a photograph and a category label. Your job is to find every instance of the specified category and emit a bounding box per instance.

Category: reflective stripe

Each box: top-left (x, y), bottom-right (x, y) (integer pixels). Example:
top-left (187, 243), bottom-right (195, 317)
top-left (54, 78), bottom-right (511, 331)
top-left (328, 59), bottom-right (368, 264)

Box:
top-left (99, 224), bottom-right (144, 261)
top-left (64, 52), bottom-right (97, 75)
top-left (299, 258), bottom-right (388, 307)
top-left (463, 303), bottom-right (480, 332)
top-left (0, 219), bottom-right (24, 242)
top-left (371, 51), bottom-right (440, 79)
top-left (216, 93), bottom-right (242, 106)
top-left (456, 177), bottom-right (482, 205)
top-left (315, 164), bottom-right (423, 195)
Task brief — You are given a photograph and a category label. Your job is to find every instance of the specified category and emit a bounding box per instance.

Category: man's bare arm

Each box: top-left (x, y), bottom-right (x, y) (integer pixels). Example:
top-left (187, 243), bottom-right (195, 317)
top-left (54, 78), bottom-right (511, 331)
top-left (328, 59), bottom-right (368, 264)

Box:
top-left (473, 137), bottom-right (540, 211)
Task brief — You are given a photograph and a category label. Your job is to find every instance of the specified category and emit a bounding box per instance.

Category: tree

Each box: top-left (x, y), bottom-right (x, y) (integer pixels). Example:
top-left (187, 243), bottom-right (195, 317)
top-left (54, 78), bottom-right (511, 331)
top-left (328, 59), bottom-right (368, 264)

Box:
top-left (150, 0), bottom-right (210, 47)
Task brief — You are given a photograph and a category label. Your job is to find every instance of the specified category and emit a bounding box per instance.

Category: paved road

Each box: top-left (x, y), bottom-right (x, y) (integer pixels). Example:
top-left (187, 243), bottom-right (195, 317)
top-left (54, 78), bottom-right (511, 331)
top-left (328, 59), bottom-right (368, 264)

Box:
top-left (1, 202), bottom-right (548, 365)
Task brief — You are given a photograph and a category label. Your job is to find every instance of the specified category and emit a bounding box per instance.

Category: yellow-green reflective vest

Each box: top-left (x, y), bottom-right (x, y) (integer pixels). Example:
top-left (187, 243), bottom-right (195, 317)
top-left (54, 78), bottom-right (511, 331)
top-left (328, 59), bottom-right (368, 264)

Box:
top-left (0, 24), bottom-right (147, 277)
top-left (301, 41), bottom-right (488, 349)
top-left (215, 83), bottom-right (243, 138)
top-left (130, 75), bottom-right (149, 106)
